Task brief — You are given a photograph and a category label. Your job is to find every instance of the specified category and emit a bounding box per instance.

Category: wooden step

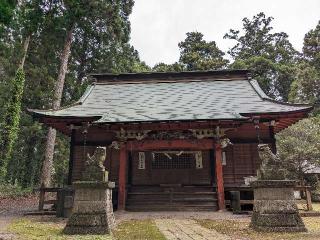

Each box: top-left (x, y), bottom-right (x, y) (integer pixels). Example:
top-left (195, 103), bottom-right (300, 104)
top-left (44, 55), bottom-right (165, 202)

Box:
top-left (126, 186), bottom-right (218, 212)
top-left (127, 192), bottom-right (216, 201)
top-left (129, 186), bottom-right (214, 192)
top-left (127, 201), bottom-right (217, 206)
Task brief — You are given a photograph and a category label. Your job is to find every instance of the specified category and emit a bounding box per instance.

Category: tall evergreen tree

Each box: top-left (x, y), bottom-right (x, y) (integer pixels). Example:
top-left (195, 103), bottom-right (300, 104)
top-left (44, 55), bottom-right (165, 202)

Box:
top-left (179, 32), bottom-right (228, 71)
top-left (41, 0), bottom-right (139, 187)
top-left (289, 21), bottom-right (320, 112)
top-left (0, 0), bottom-right (145, 187)
top-left (224, 12), bottom-right (298, 100)
top-left (152, 32), bottom-right (228, 72)
top-left (0, 0), bottom-right (45, 181)
top-left (303, 20), bottom-right (320, 70)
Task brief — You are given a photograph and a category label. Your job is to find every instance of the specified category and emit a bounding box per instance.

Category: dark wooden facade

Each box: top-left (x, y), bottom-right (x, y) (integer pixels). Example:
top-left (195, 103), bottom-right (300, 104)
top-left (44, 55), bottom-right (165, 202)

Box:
top-left (30, 70), bottom-right (312, 211)
top-left (67, 122), bottom-right (269, 211)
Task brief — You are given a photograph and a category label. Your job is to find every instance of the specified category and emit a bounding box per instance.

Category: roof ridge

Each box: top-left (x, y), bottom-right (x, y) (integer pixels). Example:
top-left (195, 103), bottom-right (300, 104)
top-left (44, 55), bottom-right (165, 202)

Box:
top-left (90, 69), bottom-right (251, 83)
top-left (94, 77), bottom-right (249, 85)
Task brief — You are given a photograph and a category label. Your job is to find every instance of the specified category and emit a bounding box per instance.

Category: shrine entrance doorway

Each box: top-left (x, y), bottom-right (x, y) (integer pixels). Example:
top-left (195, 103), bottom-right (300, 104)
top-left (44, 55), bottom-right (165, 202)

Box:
top-left (130, 150), bottom-right (213, 186)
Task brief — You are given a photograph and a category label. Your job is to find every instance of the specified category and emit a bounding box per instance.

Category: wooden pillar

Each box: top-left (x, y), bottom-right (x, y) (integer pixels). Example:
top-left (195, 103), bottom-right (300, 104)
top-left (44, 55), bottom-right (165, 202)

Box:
top-left (269, 125), bottom-right (277, 154)
top-left (215, 144), bottom-right (225, 210)
top-left (306, 187), bottom-right (313, 211)
top-left (67, 128), bottom-right (76, 185)
top-left (118, 143), bottom-right (127, 210)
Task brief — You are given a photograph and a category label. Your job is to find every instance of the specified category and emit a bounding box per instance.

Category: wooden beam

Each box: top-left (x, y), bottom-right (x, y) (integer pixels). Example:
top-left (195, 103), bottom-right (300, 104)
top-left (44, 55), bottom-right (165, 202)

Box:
top-left (229, 138), bottom-right (273, 144)
top-left (67, 128), bottom-right (76, 185)
top-left (118, 143), bottom-right (127, 210)
top-left (74, 140), bottom-right (112, 146)
top-left (215, 144), bottom-right (225, 210)
top-left (100, 120), bottom-right (243, 131)
top-left (127, 139), bottom-right (215, 150)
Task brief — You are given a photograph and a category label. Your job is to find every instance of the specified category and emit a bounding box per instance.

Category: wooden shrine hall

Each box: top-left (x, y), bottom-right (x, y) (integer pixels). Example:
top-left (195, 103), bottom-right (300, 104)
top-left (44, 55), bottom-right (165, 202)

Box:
top-left (30, 70), bottom-right (312, 211)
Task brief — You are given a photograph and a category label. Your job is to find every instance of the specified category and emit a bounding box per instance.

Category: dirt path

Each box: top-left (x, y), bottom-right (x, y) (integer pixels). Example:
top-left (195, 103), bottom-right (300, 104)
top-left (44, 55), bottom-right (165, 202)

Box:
top-left (155, 219), bottom-right (231, 240)
top-left (0, 195), bottom-right (38, 240)
top-left (0, 215), bottom-right (17, 240)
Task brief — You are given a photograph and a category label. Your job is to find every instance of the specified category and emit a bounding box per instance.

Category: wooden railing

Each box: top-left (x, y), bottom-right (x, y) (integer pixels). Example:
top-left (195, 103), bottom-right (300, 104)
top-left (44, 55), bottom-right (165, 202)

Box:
top-left (294, 185), bottom-right (313, 211)
top-left (37, 184), bottom-right (61, 211)
top-left (225, 185), bottom-right (314, 212)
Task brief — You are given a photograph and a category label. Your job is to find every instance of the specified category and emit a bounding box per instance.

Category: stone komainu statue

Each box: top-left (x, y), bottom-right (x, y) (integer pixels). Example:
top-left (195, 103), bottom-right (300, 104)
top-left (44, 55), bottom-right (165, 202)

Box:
top-left (81, 146), bottom-right (108, 182)
top-left (257, 144), bottom-right (286, 180)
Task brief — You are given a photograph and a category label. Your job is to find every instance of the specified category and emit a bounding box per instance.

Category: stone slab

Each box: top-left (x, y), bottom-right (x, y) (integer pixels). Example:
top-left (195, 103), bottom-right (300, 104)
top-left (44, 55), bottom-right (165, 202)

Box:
top-left (155, 219), bottom-right (231, 240)
top-left (254, 188), bottom-right (294, 200)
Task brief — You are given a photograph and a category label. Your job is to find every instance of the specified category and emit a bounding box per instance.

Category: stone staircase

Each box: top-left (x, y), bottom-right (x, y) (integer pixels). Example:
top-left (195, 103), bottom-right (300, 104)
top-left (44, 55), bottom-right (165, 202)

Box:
top-left (126, 185), bottom-right (218, 211)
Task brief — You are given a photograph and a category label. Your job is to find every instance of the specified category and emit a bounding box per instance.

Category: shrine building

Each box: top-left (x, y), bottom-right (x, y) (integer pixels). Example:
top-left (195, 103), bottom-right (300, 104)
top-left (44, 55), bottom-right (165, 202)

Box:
top-left (29, 70), bottom-right (312, 211)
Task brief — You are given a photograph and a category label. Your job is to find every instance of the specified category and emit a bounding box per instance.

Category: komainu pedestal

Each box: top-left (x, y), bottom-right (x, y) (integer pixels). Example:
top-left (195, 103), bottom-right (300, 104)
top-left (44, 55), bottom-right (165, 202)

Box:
top-left (250, 144), bottom-right (306, 232)
top-left (63, 182), bottom-right (115, 234)
top-left (250, 180), bottom-right (306, 232)
top-left (63, 147), bottom-right (115, 234)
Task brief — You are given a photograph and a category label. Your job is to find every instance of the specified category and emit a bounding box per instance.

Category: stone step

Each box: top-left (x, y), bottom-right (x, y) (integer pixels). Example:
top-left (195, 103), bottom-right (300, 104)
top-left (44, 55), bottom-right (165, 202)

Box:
top-left (127, 200), bottom-right (217, 206)
top-left (24, 210), bottom-right (56, 216)
top-left (126, 204), bottom-right (218, 211)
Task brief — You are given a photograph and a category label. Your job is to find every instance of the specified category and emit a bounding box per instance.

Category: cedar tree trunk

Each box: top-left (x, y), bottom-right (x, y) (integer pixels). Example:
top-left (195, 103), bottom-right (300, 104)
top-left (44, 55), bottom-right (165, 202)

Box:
top-left (19, 35), bottom-right (31, 69)
top-left (41, 26), bottom-right (74, 187)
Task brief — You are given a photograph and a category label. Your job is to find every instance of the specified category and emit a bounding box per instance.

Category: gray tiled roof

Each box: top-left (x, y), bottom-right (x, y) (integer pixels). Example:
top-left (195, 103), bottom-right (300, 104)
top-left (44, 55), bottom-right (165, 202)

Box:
top-left (31, 79), bottom-right (311, 123)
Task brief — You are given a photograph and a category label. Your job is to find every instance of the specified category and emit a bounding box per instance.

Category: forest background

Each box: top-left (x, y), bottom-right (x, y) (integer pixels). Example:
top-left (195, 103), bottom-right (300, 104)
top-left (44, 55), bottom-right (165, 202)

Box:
top-left (0, 0), bottom-right (319, 194)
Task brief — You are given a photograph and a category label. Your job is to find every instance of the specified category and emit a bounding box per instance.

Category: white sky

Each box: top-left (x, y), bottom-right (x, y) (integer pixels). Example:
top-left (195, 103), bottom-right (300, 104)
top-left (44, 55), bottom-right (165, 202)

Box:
top-left (129, 0), bottom-right (320, 67)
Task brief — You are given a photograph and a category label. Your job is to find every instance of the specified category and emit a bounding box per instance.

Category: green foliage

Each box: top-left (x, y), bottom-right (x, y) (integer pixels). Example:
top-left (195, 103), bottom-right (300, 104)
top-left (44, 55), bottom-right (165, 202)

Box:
top-left (224, 12), bottom-right (298, 100)
top-left (153, 62), bottom-right (185, 72)
top-left (152, 31), bottom-right (228, 72)
top-left (178, 32), bottom-right (228, 71)
top-left (303, 21), bottom-right (320, 70)
top-left (0, 68), bottom-right (25, 180)
top-left (0, 0), bottom-right (146, 188)
top-left (277, 118), bottom-right (320, 181)
top-left (289, 21), bottom-right (320, 114)
top-left (0, 0), bottom-right (16, 34)
top-left (289, 62), bottom-right (320, 104)
top-left (0, 183), bottom-right (33, 198)
top-left (0, 0), bottom-right (15, 23)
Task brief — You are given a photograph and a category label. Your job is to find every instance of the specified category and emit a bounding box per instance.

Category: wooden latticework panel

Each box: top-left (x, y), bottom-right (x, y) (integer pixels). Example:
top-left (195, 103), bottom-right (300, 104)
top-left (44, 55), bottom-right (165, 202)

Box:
top-left (151, 151), bottom-right (195, 169)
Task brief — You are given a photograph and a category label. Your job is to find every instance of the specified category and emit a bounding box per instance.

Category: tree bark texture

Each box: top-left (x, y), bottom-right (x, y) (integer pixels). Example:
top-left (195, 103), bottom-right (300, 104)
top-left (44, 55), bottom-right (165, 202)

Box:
top-left (19, 35), bottom-right (31, 69)
top-left (41, 26), bottom-right (74, 187)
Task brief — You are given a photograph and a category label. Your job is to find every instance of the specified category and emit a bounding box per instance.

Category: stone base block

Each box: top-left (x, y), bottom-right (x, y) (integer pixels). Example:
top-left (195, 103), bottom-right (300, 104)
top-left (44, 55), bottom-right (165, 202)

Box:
top-left (63, 181), bottom-right (115, 235)
top-left (63, 226), bottom-right (110, 235)
top-left (253, 200), bottom-right (298, 214)
top-left (63, 213), bottom-right (114, 234)
top-left (251, 212), bottom-right (306, 228)
top-left (250, 180), bottom-right (307, 232)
